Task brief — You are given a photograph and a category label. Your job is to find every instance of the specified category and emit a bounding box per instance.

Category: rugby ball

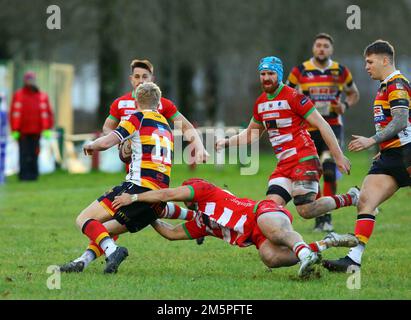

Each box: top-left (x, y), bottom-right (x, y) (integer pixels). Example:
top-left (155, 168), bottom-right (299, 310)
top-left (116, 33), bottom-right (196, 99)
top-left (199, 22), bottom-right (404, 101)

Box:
top-left (119, 140), bottom-right (132, 164)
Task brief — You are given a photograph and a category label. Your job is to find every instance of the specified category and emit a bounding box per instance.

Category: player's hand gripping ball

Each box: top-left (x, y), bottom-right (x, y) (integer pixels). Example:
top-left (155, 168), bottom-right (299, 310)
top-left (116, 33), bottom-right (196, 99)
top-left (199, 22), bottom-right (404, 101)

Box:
top-left (119, 140), bottom-right (132, 164)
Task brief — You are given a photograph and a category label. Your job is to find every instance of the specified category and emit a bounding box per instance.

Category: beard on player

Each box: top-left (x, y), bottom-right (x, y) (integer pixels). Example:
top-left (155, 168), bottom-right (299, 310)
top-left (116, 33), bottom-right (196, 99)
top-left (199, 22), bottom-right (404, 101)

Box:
top-left (261, 79), bottom-right (279, 94)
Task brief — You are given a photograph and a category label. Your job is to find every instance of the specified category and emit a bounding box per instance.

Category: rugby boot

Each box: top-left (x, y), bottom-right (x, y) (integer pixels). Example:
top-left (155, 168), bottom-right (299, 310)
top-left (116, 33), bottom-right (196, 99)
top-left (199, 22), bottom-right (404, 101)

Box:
top-left (59, 260), bottom-right (85, 273)
top-left (322, 256), bottom-right (361, 272)
top-left (104, 246), bottom-right (129, 274)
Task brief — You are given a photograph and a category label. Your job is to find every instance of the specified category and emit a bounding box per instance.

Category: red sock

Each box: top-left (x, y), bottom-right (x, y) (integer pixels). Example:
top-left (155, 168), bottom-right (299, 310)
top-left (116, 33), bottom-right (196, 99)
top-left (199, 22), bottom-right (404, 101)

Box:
top-left (82, 219), bottom-right (110, 246)
top-left (354, 214), bottom-right (375, 244)
top-left (87, 235), bottom-right (119, 258)
top-left (323, 181), bottom-right (336, 196)
top-left (331, 193), bottom-right (353, 209)
top-left (309, 243), bottom-right (319, 252)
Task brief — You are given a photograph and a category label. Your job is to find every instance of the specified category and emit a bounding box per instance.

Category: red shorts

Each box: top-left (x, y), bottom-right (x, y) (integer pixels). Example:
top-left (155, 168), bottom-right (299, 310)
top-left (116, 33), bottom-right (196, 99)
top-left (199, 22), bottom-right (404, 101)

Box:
top-left (251, 200), bottom-right (293, 249)
top-left (269, 157), bottom-right (322, 182)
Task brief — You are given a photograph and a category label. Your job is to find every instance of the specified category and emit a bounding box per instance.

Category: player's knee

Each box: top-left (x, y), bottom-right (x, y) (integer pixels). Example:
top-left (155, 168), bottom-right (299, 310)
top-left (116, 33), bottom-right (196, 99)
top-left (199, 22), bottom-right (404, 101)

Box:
top-left (322, 159), bottom-right (336, 182)
top-left (293, 194), bottom-right (316, 219)
top-left (75, 214), bottom-right (85, 229)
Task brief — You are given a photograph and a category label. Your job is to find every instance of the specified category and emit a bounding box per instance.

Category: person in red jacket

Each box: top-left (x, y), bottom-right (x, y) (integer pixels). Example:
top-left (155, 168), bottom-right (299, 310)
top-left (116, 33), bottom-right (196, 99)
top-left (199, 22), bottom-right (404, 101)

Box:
top-left (9, 71), bottom-right (54, 181)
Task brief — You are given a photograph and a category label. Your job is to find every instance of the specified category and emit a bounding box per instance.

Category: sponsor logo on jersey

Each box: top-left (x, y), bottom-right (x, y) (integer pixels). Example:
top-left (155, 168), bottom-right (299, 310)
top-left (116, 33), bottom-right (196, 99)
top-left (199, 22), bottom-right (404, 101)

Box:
top-left (373, 105), bottom-right (385, 123)
top-left (258, 100), bottom-right (291, 113)
top-left (118, 100), bottom-right (135, 109)
top-left (300, 97), bottom-right (308, 106)
top-left (157, 125), bottom-right (166, 133)
top-left (124, 109), bottom-right (136, 115)
top-left (268, 129), bottom-right (280, 137)
top-left (396, 82), bottom-right (404, 90)
top-left (309, 86), bottom-right (338, 101)
top-left (262, 112), bottom-right (280, 119)
top-left (157, 164), bottom-right (167, 173)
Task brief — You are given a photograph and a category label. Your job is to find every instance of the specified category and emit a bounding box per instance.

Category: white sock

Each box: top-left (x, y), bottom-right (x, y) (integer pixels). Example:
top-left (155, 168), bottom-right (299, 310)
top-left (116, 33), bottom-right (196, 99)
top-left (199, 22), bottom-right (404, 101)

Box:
top-left (314, 240), bottom-right (328, 252)
top-left (347, 243), bottom-right (365, 264)
top-left (100, 237), bottom-right (118, 257)
top-left (74, 249), bottom-right (96, 268)
top-left (293, 242), bottom-right (311, 261)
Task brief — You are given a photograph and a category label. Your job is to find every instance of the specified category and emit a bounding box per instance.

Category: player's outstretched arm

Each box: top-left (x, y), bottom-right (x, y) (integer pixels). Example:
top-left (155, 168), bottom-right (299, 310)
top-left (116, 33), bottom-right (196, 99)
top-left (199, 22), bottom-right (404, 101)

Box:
top-left (102, 117), bottom-right (120, 135)
top-left (151, 220), bottom-right (190, 241)
top-left (305, 109), bottom-right (351, 174)
top-left (112, 186), bottom-right (192, 210)
top-left (349, 108), bottom-right (409, 152)
top-left (172, 113), bottom-right (209, 163)
top-left (215, 118), bottom-right (265, 151)
top-left (83, 132), bottom-right (121, 155)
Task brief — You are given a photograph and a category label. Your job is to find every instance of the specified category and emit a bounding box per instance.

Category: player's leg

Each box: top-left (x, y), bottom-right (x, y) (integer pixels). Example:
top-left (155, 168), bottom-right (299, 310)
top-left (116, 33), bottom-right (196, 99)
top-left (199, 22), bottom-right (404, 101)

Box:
top-left (292, 158), bottom-right (358, 220)
top-left (63, 220), bottom-right (128, 273)
top-left (293, 180), bottom-right (359, 220)
top-left (320, 153), bottom-right (337, 231)
top-left (319, 124), bottom-right (343, 231)
top-left (258, 239), bottom-right (298, 268)
top-left (60, 183), bottom-right (134, 273)
top-left (323, 174), bottom-right (398, 272)
top-left (310, 130), bottom-right (327, 231)
top-left (265, 173), bottom-right (293, 206)
top-left (256, 212), bottom-right (319, 277)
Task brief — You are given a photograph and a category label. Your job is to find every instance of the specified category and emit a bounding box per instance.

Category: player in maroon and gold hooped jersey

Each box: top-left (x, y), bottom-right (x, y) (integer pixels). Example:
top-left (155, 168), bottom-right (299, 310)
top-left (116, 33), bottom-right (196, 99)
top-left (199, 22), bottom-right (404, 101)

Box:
top-left (287, 33), bottom-right (360, 232)
top-left (324, 40), bottom-right (411, 272)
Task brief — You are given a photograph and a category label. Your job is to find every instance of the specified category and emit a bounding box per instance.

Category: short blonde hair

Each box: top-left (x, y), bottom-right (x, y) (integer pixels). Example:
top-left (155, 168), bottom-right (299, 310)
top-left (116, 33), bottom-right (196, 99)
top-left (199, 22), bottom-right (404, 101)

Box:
top-left (135, 82), bottom-right (162, 110)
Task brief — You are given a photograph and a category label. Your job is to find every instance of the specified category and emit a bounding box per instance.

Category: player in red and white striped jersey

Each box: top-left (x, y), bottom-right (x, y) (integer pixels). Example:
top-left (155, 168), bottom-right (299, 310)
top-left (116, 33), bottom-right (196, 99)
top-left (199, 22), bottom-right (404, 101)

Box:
top-left (102, 59), bottom-right (209, 165)
top-left (112, 178), bottom-right (359, 278)
top-left (216, 56), bottom-right (357, 222)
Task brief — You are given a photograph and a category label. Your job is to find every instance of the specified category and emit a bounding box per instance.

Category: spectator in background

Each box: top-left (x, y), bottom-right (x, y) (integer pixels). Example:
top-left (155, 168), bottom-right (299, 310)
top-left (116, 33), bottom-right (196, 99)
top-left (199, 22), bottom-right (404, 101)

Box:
top-left (9, 71), bottom-right (54, 181)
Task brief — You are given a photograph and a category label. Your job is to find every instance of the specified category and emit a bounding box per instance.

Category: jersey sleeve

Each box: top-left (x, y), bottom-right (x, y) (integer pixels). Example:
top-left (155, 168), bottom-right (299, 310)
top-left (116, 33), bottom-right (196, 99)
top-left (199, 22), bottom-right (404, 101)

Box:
top-left (342, 66), bottom-right (354, 89)
top-left (158, 98), bottom-right (179, 120)
top-left (109, 99), bottom-right (121, 121)
top-left (286, 66), bottom-right (301, 88)
top-left (186, 181), bottom-right (217, 202)
top-left (252, 98), bottom-right (263, 124)
top-left (113, 113), bottom-right (143, 142)
top-left (182, 217), bottom-right (207, 240)
top-left (290, 91), bottom-right (315, 119)
top-left (387, 78), bottom-right (410, 110)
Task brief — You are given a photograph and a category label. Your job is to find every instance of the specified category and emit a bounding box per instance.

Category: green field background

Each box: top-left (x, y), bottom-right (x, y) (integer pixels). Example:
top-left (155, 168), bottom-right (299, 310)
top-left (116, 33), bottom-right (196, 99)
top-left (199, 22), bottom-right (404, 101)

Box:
top-left (1, 152), bottom-right (410, 300)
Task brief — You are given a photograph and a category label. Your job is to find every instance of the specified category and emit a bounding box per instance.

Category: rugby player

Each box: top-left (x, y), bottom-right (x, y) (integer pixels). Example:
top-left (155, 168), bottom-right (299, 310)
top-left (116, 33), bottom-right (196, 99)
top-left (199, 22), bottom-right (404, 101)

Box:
top-left (216, 56), bottom-right (359, 222)
top-left (286, 33), bottom-right (360, 232)
top-left (102, 58), bottom-right (208, 165)
top-left (59, 82), bottom-right (175, 274)
top-left (323, 40), bottom-right (411, 272)
top-left (112, 178), bottom-right (359, 278)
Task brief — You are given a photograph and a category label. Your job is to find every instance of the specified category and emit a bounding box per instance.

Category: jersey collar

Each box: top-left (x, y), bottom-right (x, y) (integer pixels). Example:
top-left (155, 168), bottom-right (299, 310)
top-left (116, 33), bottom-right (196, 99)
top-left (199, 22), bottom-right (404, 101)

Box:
top-left (310, 57), bottom-right (333, 72)
top-left (381, 70), bottom-right (401, 85)
top-left (266, 82), bottom-right (284, 100)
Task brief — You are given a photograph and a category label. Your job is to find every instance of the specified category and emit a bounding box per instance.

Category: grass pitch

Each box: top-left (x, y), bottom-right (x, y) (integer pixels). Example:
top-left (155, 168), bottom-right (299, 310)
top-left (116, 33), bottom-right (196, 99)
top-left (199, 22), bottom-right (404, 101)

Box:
top-left (1, 152), bottom-right (411, 300)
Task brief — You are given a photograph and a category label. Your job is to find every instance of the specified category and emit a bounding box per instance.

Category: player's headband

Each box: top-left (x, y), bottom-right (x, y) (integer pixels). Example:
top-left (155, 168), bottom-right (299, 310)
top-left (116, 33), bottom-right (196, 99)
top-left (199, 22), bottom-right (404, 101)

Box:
top-left (258, 56), bottom-right (283, 82)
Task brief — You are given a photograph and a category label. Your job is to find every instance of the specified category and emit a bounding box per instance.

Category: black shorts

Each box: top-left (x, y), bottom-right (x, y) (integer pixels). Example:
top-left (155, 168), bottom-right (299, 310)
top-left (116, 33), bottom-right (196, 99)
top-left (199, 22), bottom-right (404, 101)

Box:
top-left (98, 182), bottom-right (165, 233)
top-left (368, 143), bottom-right (411, 188)
top-left (310, 126), bottom-right (342, 157)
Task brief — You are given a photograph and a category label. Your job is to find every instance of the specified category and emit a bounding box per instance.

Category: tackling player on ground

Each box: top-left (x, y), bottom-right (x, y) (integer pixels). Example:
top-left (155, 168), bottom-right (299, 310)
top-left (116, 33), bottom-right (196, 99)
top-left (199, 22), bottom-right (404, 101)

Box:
top-left (216, 56), bottom-right (359, 223)
top-left (286, 33), bottom-right (360, 232)
top-left (323, 40), bottom-right (411, 272)
top-left (59, 82), bottom-right (180, 274)
top-left (112, 178), bottom-right (358, 278)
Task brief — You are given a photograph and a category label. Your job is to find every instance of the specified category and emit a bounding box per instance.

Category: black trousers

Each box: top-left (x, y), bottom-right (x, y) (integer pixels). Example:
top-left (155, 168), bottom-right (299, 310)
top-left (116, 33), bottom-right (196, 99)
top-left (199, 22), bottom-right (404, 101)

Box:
top-left (18, 134), bottom-right (40, 181)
